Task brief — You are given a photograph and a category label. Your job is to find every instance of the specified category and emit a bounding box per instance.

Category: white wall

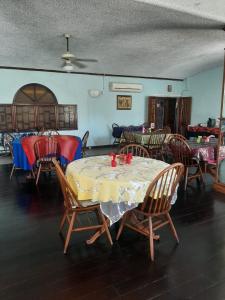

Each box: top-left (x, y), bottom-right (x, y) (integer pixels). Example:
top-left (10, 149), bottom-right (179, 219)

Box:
top-left (186, 66), bottom-right (223, 125)
top-left (0, 69), bottom-right (185, 146)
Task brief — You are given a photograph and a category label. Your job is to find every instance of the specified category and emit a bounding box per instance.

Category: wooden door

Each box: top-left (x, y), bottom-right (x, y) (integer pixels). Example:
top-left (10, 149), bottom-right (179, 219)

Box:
top-left (148, 97), bottom-right (164, 129)
top-left (176, 97), bottom-right (192, 135)
top-left (163, 99), bottom-right (176, 132)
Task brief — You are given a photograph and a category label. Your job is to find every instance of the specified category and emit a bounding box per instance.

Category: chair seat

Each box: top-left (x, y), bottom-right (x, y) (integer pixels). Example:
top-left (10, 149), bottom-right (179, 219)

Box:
top-left (72, 200), bottom-right (99, 208)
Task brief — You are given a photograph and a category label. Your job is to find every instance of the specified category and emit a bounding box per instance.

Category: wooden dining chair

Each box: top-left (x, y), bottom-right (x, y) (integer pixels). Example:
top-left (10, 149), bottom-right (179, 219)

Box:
top-left (52, 158), bottom-right (113, 253)
top-left (168, 135), bottom-right (204, 190)
top-left (119, 143), bottom-right (150, 158)
top-left (163, 126), bottom-right (171, 134)
top-left (38, 128), bottom-right (60, 136)
top-left (167, 134), bottom-right (187, 142)
top-left (81, 130), bottom-right (89, 157)
top-left (123, 131), bottom-right (136, 144)
top-left (116, 163), bottom-right (184, 261)
top-left (146, 131), bottom-right (167, 160)
top-left (112, 123), bottom-right (120, 144)
top-left (7, 142), bottom-right (18, 180)
top-left (34, 137), bottom-right (59, 185)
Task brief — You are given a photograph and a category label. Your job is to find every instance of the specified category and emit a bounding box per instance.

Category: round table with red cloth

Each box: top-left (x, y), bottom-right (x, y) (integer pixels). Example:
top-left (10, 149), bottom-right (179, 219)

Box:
top-left (13, 135), bottom-right (82, 170)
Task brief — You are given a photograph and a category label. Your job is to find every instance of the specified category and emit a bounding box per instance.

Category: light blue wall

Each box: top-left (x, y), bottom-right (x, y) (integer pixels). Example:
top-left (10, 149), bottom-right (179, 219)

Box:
top-left (0, 69), bottom-right (185, 146)
top-left (186, 66), bottom-right (223, 125)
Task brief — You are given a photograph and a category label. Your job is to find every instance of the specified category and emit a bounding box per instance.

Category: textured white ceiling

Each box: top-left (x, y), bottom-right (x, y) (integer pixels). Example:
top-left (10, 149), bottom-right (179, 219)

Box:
top-left (0, 0), bottom-right (224, 79)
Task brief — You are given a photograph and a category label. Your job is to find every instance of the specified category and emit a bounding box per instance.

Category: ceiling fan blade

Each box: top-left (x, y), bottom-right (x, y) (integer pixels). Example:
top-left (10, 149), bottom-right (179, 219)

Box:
top-left (75, 58), bottom-right (98, 62)
top-left (72, 60), bottom-right (87, 69)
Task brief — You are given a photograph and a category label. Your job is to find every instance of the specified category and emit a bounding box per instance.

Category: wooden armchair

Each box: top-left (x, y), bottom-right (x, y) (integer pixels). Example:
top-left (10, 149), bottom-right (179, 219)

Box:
top-left (52, 159), bottom-right (112, 253)
top-left (34, 137), bottom-right (59, 185)
top-left (146, 130), bottom-right (167, 160)
top-left (116, 163), bottom-right (184, 261)
top-left (119, 144), bottom-right (150, 158)
top-left (123, 131), bottom-right (136, 144)
top-left (168, 135), bottom-right (204, 190)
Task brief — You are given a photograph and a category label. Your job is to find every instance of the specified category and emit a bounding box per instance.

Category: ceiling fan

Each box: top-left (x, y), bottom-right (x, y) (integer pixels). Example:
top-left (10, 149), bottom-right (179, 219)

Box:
top-left (61, 33), bottom-right (98, 72)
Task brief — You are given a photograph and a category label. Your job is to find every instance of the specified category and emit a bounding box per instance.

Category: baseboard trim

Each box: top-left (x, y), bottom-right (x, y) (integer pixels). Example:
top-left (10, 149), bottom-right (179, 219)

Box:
top-left (88, 144), bottom-right (118, 149)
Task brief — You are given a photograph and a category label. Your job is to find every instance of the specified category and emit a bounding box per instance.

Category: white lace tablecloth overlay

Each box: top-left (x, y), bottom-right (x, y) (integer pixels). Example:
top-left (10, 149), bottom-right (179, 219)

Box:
top-left (66, 155), bottom-right (176, 224)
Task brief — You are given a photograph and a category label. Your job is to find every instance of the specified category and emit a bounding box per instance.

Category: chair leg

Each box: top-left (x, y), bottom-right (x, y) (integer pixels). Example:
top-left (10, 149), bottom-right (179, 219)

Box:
top-left (59, 211), bottom-right (67, 232)
top-left (116, 212), bottom-right (129, 240)
top-left (198, 164), bottom-right (205, 185)
top-left (184, 167), bottom-right (188, 190)
top-left (10, 164), bottom-right (15, 180)
top-left (148, 217), bottom-right (154, 261)
top-left (35, 165), bottom-right (41, 185)
top-left (64, 212), bottom-right (76, 254)
top-left (166, 213), bottom-right (179, 243)
top-left (98, 208), bottom-right (113, 246)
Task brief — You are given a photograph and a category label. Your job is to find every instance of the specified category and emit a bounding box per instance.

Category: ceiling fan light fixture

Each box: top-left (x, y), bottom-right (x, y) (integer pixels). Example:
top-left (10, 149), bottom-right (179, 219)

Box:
top-left (62, 60), bottom-right (74, 72)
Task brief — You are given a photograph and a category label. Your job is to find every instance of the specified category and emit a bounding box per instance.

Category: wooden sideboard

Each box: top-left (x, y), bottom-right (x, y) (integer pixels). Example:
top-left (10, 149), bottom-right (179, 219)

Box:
top-left (0, 104), bottom-right (77, 132)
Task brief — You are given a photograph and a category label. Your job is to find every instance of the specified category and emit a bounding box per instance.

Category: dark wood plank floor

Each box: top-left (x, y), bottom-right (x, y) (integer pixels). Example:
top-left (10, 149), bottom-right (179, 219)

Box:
top-left (1, 153), bottom-right (225, 300)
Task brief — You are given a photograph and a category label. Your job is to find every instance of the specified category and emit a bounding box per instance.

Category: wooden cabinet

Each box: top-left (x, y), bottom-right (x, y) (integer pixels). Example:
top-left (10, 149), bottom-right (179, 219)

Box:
top-left (0, 105), bottom-right (14, 132)
top-left (14, 105), bottom-right (37, 131)
top-left (148, 96), bottom-right (192, 134)
top-left (0, 104), bottom-right (77, 132)
top-left (0, 83), bottom-right (78, 132)
top-left (58, 105), bottom-right (77, 130)
top-left (37, 105), bottom-right (57, 130)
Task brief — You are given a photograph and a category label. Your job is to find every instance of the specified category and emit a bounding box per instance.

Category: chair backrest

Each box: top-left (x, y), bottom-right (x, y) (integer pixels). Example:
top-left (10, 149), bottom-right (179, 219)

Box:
top-left (3, 133), bottom-right (14, 149)
top-left (123, 131), bottom-right (135, 143)
top-left (5, 142), bottom-right (13, 158)
top-left (141, 162), bottom-right (184, 214)
top-left (119, 144), bottom-right (150, 158)
top-left (52, 158), bottom-right (81, 209)
top-left (163, 126), bottom-right (171, 134)
top-left (168, 135), bottom-right (193, 165)
top-left (82, 131), bottom-right (89, 148)
top-left (167, 134), bottom-right (187, 142)
top-left (112, 123), bottom-right (119, 129)
top-left (148, 131), bottom-right (166, 147)
top-left (38, 129), bottom-right (60, 136)
top-left (34, 137), bottom-right (59, 161)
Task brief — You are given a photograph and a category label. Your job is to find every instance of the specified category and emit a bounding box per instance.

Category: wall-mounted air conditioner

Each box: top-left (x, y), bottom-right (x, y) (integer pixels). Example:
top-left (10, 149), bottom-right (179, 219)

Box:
top-left (109, 82), bottom-right (143, 93)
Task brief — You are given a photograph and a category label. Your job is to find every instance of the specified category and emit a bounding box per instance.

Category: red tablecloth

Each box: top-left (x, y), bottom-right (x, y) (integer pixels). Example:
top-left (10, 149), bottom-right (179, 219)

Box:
top-left (21, 135), bottom-right (80, 166)
top-left (187, 126), bottom-right (220, 135)
top-left (189, 141), bottom-right (225, 163)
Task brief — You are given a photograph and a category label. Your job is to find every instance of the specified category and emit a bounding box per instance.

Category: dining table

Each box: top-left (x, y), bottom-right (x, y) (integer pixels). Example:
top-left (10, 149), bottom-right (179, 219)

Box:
top-left (132, 131), bottom-right (172, 145)
top-left (188, 139), bottom-right (225, 163)
top-left (12, 135), bottom-right (82, 171)
top-left (66, 155), bottom-right (176, 226)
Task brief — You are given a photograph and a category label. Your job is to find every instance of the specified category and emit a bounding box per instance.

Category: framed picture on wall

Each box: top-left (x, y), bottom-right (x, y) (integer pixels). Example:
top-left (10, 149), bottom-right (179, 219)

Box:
top-left (117, 95), bottom-right (132, 110)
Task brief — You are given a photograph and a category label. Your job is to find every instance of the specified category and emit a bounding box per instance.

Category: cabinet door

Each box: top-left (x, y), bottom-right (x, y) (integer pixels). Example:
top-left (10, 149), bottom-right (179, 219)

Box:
top-left (37, 105), bottom-right (57, 129)
top-left (0, 105), bottom-right (14, 132)
top-left (14, 105), bottom-right (37, 131)
top-left (58, 105), bottom-right (77, 130)
top-left (176, 97), bottom-right (192, 135)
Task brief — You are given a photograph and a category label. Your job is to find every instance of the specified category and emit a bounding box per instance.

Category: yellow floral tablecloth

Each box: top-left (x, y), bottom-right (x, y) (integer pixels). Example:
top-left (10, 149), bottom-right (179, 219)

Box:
top-left (68, 154), bottom-right (170, 197)
top-left (66, 156), bottom-right (171, 224)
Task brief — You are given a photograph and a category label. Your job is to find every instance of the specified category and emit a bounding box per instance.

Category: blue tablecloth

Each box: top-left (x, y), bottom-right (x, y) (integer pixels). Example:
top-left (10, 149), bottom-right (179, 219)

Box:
top-left (12, 136), bottom-right (82, 171)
